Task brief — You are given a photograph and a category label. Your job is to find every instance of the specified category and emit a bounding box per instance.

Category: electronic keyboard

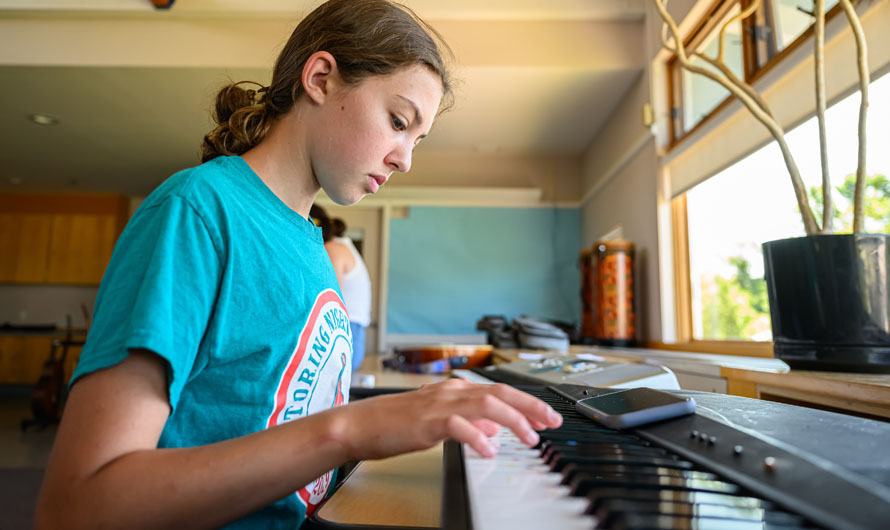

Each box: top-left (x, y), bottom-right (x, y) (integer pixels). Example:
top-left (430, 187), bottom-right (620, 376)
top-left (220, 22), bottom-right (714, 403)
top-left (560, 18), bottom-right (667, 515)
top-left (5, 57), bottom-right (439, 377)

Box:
top-left (441, 367), bottom-right (890, 530)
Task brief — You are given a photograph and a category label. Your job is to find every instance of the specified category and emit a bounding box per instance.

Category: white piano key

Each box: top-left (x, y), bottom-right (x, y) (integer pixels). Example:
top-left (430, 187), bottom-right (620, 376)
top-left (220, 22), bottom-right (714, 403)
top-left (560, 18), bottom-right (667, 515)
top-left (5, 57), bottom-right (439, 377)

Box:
top-left (463, 427), bottom-right (597, 530)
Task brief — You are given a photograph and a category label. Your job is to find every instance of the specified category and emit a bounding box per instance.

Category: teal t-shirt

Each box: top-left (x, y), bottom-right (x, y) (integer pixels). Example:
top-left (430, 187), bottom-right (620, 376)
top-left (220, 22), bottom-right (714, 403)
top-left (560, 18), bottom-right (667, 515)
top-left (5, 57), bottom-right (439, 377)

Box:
top-left (72, 155), bottom-right (352, 528)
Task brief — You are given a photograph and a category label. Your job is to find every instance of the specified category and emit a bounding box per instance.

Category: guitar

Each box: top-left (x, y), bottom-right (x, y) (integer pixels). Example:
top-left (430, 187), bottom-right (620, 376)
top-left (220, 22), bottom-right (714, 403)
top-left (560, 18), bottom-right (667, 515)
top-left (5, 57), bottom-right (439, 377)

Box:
top-left (28, 315), bottom-right (83, 426)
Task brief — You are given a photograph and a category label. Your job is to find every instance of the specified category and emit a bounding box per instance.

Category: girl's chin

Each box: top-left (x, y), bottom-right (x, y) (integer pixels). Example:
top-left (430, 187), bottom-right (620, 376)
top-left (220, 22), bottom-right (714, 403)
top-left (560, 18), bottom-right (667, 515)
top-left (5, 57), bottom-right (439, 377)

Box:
top-left (327, 189), bottom-right (365, 207)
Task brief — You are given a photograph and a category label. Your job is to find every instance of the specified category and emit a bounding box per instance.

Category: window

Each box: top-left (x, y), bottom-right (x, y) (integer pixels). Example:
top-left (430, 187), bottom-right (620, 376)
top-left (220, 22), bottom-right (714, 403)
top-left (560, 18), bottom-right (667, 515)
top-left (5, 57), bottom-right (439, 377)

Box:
top-left (668, 0), bottom-right (841, 146)
top-left (677, 71), bottom-right (890, 342)
top-left (681, 4), bottom-right (745, 133)
top-left (769, 0), bottom-right (840, 51)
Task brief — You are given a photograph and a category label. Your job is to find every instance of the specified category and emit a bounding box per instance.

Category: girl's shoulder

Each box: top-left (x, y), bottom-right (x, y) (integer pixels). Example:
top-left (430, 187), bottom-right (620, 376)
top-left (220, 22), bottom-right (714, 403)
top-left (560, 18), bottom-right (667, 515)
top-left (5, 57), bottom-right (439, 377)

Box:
top-left (138, 156), bottom-right (252, 215)
top-left (158, 156), bottom-right (246, 198)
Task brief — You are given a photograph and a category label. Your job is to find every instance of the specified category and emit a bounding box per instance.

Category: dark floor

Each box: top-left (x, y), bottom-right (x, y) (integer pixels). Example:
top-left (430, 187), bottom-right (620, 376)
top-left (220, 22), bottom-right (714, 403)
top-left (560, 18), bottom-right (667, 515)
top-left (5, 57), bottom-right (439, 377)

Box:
top-left (0, 396), bottom-right (56, 530)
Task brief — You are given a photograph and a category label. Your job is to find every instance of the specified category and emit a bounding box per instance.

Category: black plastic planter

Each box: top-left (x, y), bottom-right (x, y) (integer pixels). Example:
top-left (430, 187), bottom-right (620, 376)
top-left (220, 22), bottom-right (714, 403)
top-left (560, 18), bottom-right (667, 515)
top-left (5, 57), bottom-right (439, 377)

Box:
top-left (763, 234), bottom-right (890, 373)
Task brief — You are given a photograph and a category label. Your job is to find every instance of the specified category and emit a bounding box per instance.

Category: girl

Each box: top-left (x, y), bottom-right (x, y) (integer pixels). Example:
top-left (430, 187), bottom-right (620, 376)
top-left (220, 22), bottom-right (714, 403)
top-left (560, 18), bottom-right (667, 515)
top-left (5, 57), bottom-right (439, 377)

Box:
top-left (35, 1), bottom-right (562, 528)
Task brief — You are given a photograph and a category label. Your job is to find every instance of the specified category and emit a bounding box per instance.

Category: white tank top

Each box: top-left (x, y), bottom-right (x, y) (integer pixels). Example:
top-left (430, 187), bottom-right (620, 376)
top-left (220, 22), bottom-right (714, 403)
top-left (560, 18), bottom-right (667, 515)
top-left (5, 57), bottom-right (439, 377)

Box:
top-left (334, 237), bottom-right (372, 326)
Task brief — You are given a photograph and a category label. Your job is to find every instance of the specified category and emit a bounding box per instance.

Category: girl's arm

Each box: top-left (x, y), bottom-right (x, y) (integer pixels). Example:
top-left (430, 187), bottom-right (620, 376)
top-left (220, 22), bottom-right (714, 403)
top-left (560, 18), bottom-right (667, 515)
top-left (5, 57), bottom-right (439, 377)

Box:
top-left (35, 350), bottom-right (561, 530)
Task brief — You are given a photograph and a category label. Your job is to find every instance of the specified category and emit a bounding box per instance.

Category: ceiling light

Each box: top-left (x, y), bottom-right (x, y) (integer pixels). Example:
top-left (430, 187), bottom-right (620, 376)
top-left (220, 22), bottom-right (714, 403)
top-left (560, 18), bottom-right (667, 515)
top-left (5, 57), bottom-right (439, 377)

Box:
top-left (29, 114), bottom-right (59, 126)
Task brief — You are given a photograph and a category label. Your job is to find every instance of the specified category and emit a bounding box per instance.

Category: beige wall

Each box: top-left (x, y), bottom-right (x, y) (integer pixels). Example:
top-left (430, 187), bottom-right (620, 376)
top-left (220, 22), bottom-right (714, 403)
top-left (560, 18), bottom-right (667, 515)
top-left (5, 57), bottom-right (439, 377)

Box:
top-left (406, 150), bottom-right (582, 203)
top-left (582, 133), bottom-right (661, 342)
top-left (578, 0), bottom-right (683, 342)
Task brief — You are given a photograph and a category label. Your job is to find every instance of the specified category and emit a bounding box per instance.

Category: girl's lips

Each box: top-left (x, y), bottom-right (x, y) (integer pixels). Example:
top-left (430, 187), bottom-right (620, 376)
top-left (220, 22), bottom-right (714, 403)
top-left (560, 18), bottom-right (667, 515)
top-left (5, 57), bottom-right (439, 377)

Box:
top-left (369, 174), bottom-right (386, 193)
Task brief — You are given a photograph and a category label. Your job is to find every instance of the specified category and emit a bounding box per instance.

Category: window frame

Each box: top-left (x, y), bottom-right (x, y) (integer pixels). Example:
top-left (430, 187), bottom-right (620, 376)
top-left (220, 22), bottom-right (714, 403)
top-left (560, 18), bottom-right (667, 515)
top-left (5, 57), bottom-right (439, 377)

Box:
top-left (666, 0), bottom-right (848, 355)
top-left (670, 194), bottom-right (774, 357)
top-left (666, 0), bottom-right (844, 149)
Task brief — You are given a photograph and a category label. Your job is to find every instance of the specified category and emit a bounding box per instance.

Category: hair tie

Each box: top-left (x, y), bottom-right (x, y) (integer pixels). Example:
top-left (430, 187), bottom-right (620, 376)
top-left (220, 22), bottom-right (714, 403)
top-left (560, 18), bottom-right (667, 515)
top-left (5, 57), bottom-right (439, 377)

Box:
top-left (254, 86), bottom-right (270, 105)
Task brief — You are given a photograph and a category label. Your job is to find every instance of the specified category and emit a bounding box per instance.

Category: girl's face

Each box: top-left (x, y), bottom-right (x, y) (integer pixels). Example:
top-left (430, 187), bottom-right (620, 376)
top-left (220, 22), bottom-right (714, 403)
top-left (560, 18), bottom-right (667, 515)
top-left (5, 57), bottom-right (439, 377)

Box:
top-left (310, 64), bottom-right (444, 206)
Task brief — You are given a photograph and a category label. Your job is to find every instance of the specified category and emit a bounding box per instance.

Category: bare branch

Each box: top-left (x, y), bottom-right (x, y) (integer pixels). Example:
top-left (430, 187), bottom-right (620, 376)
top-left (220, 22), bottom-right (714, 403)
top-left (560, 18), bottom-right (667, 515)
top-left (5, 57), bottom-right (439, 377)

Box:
top-left (815, 0), bottom-right (833, 233)
top-left (696, 0), bottom-right (770, 115)
top-left (839, 0), bottom-right (870, 233)
top-left (692, 52), bottom-right (773, 115)
top-left (717, 0), bottom-right (760, 64)
top-left (653, 0), bottom-right (820, 235)
top-left (656, 0), bottom-right (690, 62)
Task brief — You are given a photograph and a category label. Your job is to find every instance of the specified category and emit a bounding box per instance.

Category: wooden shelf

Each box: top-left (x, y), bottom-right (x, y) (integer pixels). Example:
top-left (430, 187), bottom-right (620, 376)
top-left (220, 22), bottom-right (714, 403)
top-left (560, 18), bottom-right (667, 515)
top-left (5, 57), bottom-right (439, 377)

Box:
top-left (721, 367), bottom-right (890, 420)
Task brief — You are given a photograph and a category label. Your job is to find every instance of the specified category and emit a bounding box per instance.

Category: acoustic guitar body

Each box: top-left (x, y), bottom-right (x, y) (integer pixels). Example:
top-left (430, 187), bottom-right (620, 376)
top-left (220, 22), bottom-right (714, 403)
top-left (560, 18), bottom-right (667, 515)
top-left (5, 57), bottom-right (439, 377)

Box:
top-left (30, 360), bottom-right (63, 421)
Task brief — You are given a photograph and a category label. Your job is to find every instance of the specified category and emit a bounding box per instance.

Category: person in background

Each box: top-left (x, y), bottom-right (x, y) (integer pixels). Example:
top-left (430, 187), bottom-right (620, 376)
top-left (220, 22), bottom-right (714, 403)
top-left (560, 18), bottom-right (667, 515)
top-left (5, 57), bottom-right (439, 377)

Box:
top-left (332, 217), bottom-right (347, 239)
top-left (35, 1), bottom-right (562, 528)
top-left (313, 208), bottom-right (372, 371)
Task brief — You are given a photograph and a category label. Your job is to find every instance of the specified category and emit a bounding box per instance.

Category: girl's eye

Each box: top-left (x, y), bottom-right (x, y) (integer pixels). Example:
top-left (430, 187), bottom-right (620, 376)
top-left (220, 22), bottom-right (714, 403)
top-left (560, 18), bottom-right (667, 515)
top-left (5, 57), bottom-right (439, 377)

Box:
top-left (391, 115), bottom-right (407, 131)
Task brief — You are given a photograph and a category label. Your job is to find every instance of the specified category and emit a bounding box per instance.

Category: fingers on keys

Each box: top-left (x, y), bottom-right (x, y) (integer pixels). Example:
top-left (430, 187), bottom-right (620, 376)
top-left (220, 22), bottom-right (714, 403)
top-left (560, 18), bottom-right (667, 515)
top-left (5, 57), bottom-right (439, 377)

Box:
top-left (486, 383), bottom-right (563, 430)
top-left (447, 414), bottom-right (498, 458)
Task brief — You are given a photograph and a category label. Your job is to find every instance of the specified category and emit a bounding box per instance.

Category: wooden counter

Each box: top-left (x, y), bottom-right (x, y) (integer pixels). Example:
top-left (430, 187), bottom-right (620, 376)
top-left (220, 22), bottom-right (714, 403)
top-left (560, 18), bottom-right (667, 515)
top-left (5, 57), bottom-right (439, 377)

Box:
top-left (721, 367), bottom-right (890, 420)
top-left (315, 358), bottom-right (444, 527)
top-left (315, 445), bottom-right (442, 528)
top-left (493, 347), bottom-right (890, 420)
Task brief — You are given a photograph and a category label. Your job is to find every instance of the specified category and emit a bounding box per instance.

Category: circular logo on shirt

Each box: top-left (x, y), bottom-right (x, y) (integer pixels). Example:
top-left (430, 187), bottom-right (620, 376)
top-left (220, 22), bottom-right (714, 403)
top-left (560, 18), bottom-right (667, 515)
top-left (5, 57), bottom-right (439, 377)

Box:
top-left (267, 288), bottom-right (352, 514)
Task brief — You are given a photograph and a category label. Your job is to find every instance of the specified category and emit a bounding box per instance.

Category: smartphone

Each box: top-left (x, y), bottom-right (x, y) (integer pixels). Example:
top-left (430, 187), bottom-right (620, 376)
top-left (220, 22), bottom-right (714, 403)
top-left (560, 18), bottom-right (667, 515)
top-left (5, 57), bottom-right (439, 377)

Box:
top-left (575, 387), bottom-right (696, 429)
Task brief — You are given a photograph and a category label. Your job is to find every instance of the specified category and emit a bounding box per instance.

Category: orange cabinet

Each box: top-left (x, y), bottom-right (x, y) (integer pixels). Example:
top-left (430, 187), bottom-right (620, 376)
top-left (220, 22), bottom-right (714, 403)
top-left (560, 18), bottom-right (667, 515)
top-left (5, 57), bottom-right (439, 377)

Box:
top-left (0, 213), bottom-right (52, 283)
top-left (46, 214), bottom-right (119, 284)
top-left (0, 335), bottom-right (84, 385)
top-left (0, 335), bottom-right (54, 384)
top-left (0, 194), bottom-right (128, 285)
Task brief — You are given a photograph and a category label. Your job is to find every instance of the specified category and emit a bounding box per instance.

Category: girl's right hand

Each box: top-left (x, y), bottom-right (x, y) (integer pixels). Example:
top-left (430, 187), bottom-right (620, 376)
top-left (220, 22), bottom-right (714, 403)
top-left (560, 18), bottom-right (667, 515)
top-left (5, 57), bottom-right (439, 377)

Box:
top-left (331, 378), bottom-right (563, 461)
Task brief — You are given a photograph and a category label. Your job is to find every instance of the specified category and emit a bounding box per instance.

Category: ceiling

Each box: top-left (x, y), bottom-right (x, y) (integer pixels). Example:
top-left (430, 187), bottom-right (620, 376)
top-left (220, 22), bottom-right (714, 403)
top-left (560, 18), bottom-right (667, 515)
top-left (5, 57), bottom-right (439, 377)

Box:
top-left (0, 0), bottom-right (646, 196)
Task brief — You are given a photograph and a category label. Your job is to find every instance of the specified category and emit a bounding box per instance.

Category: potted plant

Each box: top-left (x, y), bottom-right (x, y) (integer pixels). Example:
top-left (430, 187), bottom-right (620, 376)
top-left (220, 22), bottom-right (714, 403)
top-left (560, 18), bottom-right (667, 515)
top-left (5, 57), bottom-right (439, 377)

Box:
top-left (654, 0), bottom-right (890, 372)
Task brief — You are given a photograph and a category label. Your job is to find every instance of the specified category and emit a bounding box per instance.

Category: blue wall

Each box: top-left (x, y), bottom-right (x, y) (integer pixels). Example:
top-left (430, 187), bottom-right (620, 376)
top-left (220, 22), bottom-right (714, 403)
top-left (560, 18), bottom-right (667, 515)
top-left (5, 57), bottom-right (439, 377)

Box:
top-left (387, 206), bottom-right (581, 335)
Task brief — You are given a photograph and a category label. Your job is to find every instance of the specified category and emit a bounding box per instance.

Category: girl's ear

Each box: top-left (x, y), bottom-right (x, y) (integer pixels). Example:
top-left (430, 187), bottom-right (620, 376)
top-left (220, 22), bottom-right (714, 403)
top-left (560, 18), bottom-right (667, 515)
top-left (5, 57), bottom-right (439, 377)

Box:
top-left (302, 51), bottom-right (339, 105)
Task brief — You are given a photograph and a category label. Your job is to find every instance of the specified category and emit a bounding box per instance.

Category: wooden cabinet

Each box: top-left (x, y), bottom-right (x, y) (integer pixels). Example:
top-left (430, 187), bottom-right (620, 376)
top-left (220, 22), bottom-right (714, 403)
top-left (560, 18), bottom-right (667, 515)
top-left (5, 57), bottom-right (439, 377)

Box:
top-left (46, 214), bottom-right (119, 284)
top-left (0, 194), bottom-right (128, 285)
top-left (0, 335), bottom-right (54, 384)
top-left (0, 213), bottom-right (52, 283)
top-left (0, 335), bottom-right (84, 385)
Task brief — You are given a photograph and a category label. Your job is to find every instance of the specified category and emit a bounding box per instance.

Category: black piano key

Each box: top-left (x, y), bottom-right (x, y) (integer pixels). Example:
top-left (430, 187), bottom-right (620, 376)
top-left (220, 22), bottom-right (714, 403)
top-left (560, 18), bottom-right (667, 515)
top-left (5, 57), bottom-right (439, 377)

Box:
top-left (585, 487), bottom-right (776, 515)
top-left (551, 454), bottom-right (696, 473)
top-left (547, 448), bottom-right (671, 470)
top-left (542, 441), bottom-right (666, 461)
top-left (561, 462), bottom-right (714, 486)
top-left (563, 464), bottom-right (719, 482)
top-left (555, 423), bottom-right (631, 433)
top-left (549, 430), bottom-right (638, 440)
top-left (607, 512), bottom-right (810, 530)
top-left (540, 438), bottom-right (651, 453)
top-left (568, 471), bottom-right (740, 497)
top-left (537, 431), bottom-right (649, 447)
top-left (594, 499), bottom-right (806, 528)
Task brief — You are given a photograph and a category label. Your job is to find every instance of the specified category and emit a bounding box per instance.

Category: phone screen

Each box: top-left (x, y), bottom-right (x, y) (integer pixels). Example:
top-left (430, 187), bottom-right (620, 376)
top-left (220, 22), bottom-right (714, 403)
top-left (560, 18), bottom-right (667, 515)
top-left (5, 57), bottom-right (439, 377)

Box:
top-left (579, 388), bottom-right (687, 415)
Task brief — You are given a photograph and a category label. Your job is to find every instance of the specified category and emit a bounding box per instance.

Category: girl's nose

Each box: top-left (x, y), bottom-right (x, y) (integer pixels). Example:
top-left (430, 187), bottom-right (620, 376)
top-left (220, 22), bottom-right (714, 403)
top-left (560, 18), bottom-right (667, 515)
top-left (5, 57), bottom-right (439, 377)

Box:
top-left (386, 141), bottom-right (413, 173)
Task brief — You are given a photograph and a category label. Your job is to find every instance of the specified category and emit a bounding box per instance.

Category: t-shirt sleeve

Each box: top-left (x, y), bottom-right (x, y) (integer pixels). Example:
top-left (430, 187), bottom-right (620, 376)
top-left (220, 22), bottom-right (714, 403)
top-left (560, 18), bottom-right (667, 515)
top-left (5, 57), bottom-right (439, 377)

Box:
top-left (71, 195), bottom-right (223, 412)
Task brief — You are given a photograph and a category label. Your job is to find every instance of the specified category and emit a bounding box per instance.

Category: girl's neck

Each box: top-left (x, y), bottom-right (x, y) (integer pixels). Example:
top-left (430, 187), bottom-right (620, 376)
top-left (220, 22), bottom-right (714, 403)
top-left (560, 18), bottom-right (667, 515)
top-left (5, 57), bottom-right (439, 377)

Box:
top-left (241, 109), bottom-right (319, 218)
